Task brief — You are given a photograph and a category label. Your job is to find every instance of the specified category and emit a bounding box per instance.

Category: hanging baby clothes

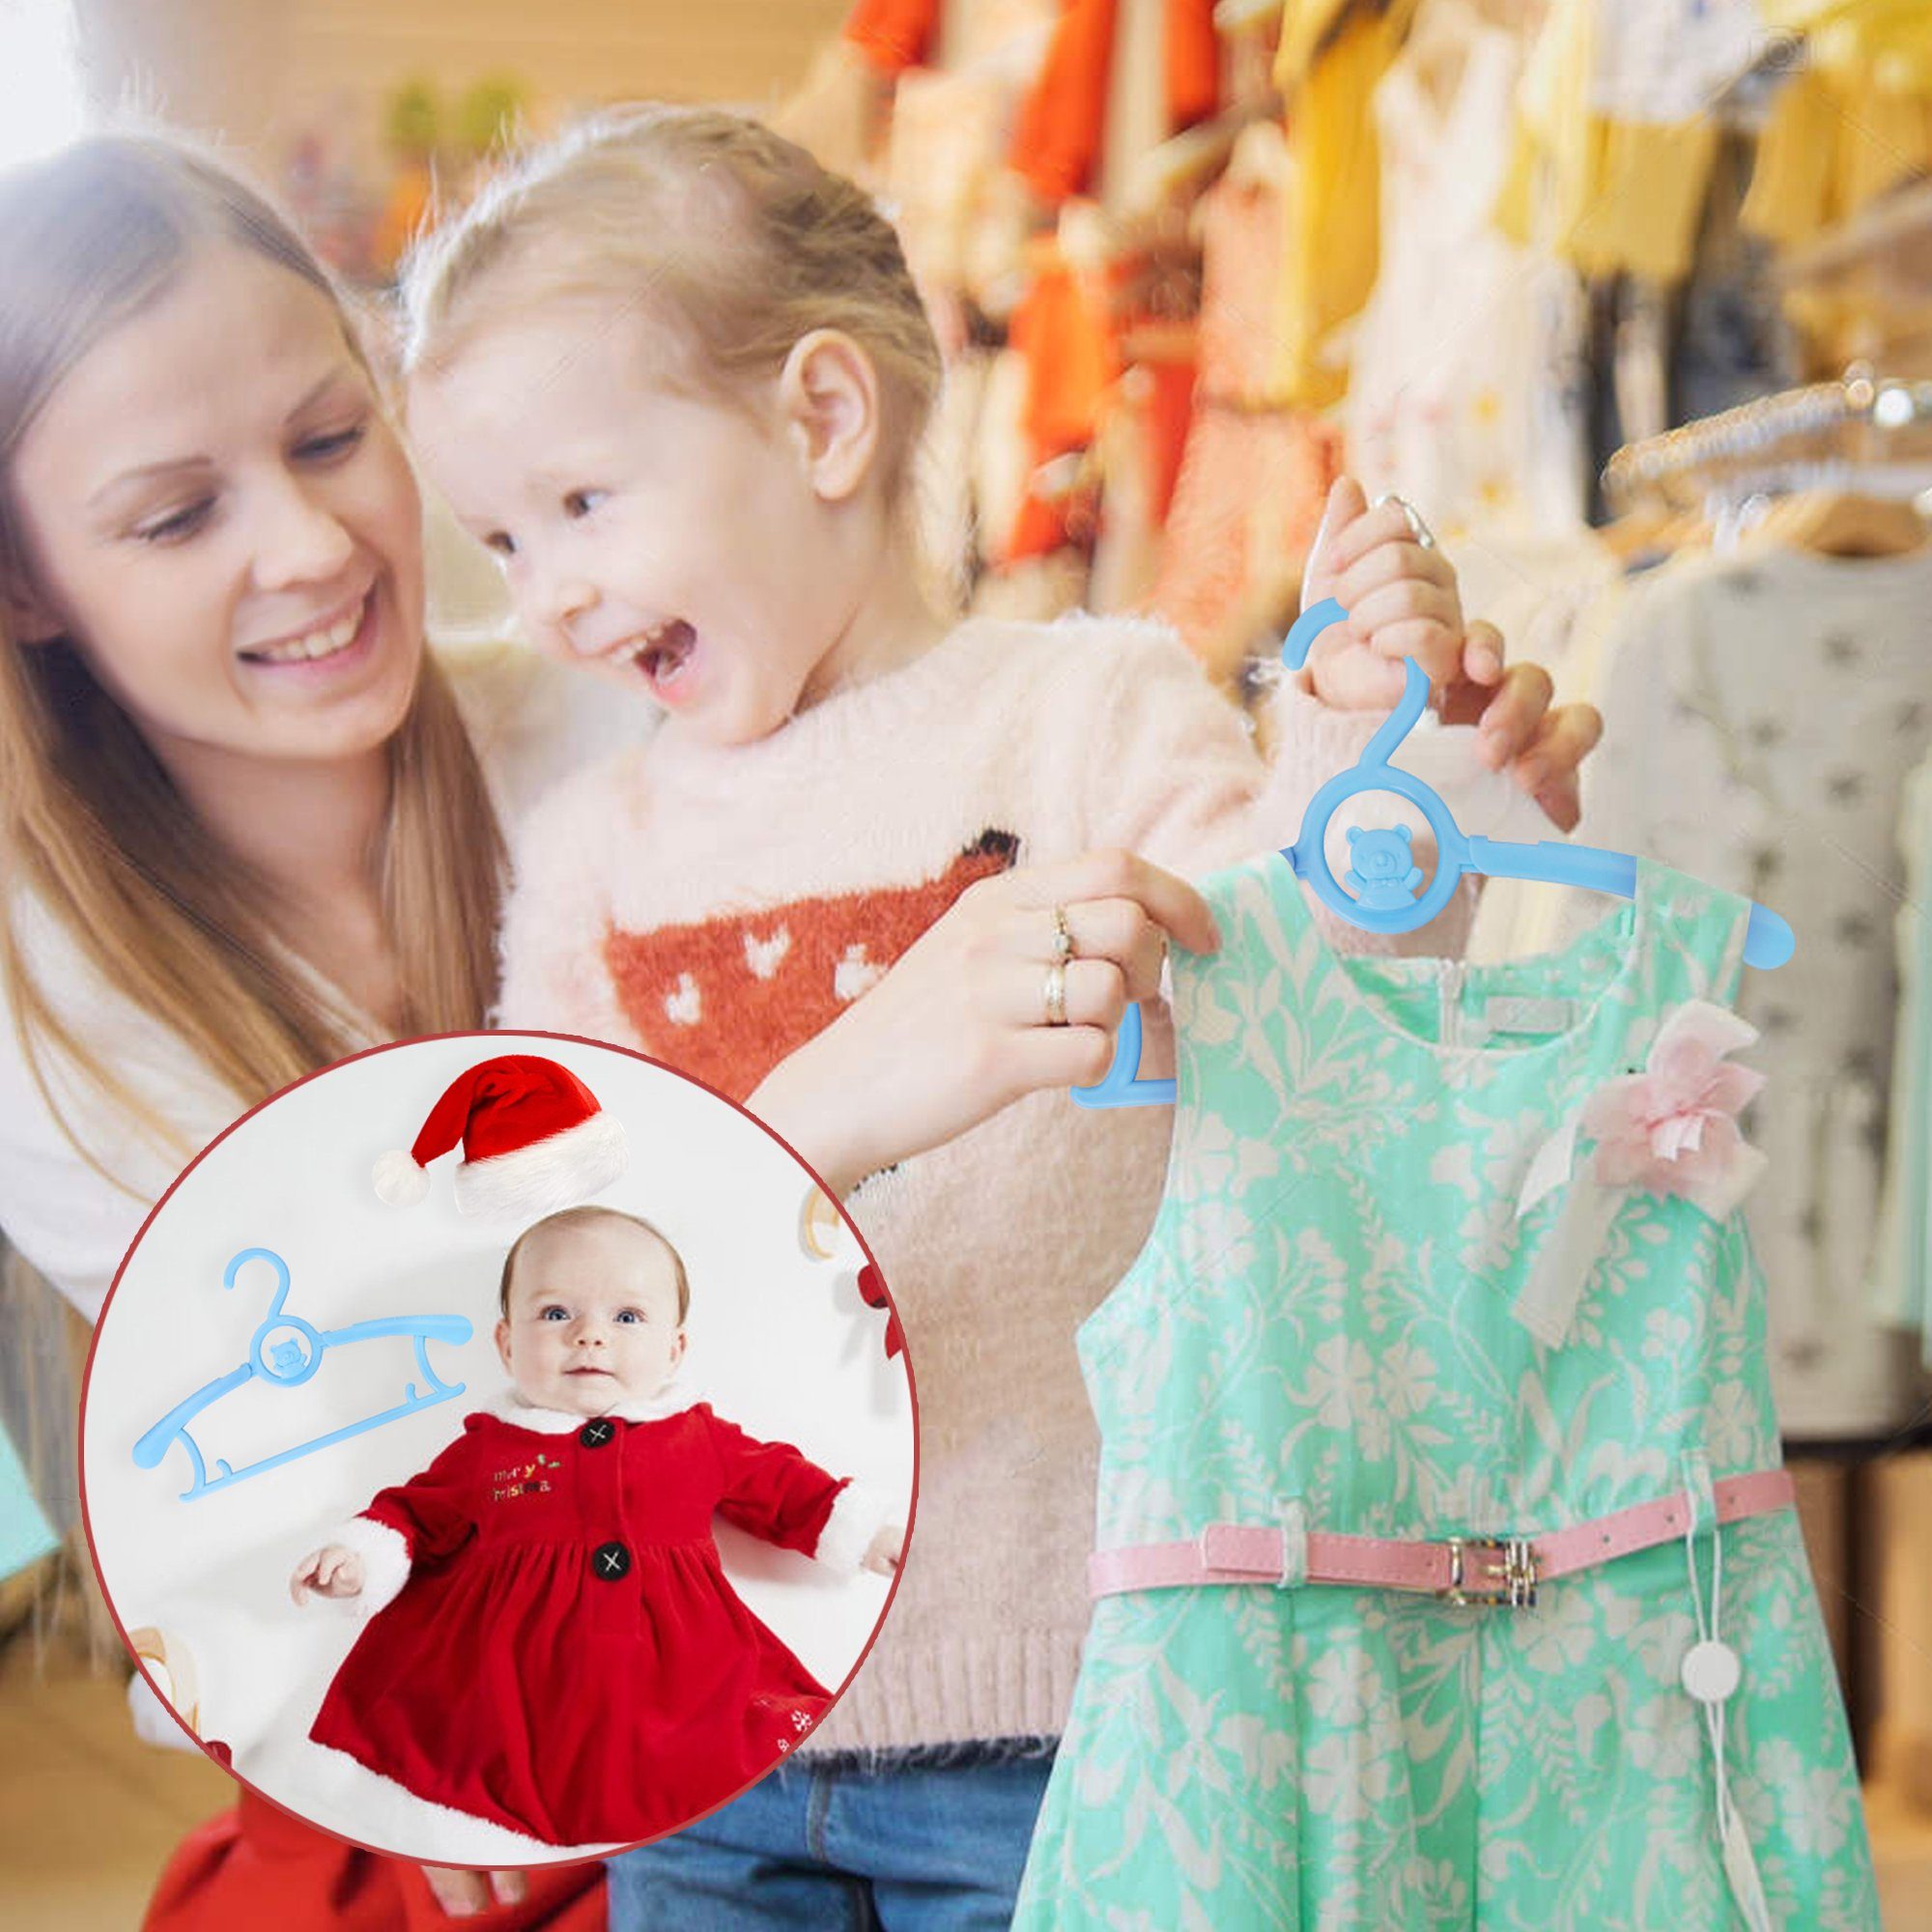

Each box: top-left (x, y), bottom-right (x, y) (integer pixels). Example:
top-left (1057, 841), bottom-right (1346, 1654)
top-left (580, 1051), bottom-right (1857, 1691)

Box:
top-left (1148, 124), bottom-right (1342, 674)
top-left (1345, 0), bottom-right (1591, 541)
top-left (1011, 0), bottom-right (1218, 206)
top-left (1743, 0), bottom-right (1932, 251)
top-left (1269, 0), bottom-right (1411, 406)
top-left (1014, 855), bottom-right (1877, 1929)
top-left (1575, 543), bottom-right (1932, 1439)
top-left (1497, 0), bottom-right (1762, 291)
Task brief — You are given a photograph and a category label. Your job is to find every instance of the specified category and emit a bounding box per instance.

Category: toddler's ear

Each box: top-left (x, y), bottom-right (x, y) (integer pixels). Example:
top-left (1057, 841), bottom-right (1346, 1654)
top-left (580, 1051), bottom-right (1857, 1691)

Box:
top-left (778, 329), bottom-right (880, 505)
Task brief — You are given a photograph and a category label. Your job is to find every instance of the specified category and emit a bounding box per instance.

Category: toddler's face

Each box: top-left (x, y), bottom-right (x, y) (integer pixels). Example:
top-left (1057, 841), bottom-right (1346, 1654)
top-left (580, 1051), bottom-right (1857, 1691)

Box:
top-left (408, 303), bottom-right (860, 749)
top-left (496, 1216), bottom-right (687, 1415)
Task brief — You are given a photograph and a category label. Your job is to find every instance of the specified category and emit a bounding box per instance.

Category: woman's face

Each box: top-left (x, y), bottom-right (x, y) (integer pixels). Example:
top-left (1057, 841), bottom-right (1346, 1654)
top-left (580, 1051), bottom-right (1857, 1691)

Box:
top-left (6, 242), bottom-right (426, 795)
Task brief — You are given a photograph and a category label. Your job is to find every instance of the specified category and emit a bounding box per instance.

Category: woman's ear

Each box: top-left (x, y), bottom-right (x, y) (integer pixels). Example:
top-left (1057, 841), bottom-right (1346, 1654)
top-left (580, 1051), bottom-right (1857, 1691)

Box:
top-left (0, 565), bottom-right (63, 646)
top-left (777, 329), bottom-right (882, 506)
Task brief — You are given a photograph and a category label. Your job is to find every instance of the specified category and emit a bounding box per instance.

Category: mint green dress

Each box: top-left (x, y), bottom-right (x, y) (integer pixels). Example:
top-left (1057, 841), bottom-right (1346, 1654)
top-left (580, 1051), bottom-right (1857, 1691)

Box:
top-left (1015, 856), bottom-right (1878, 1930)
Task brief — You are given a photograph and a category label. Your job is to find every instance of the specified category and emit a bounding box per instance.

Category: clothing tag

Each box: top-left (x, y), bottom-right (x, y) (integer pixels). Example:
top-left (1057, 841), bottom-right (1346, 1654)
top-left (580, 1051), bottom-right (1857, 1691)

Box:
top-left (1512, 1170), bottom-right (1620, 1346)
top-left (1482, 995), bottom-right (1576, 1037)
top-left (1516, 1118), bottom-right (1581, 1220)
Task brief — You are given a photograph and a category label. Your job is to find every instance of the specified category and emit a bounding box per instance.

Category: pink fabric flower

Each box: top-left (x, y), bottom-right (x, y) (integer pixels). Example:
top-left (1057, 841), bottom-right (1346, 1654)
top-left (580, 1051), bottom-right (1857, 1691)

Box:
top-left (1579, 1000), bottom-right (1768, 1220)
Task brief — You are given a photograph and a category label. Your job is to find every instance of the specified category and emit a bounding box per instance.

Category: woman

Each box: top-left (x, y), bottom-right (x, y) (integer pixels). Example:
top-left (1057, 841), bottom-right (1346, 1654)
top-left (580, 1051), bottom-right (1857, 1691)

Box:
top-left (0, 134), bottom-right (1592, 1923)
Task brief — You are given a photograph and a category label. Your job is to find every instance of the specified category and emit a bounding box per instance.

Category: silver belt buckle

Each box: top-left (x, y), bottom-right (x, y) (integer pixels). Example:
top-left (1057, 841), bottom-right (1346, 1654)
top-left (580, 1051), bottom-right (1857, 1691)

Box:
top-left (1441, 1536), bottom-right (1539, 1608)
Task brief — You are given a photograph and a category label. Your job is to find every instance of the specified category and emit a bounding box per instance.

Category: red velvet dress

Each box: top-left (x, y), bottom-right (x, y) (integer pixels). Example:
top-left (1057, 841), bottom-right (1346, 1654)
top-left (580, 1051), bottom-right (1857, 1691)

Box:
top-left (309, 1404), bottom-right (848, 1846)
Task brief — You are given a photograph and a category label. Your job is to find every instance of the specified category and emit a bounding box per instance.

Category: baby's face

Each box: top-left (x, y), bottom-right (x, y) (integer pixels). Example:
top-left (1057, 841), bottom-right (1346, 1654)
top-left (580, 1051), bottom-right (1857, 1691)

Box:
top-left (495, 1217), bottom-right (687, 1416)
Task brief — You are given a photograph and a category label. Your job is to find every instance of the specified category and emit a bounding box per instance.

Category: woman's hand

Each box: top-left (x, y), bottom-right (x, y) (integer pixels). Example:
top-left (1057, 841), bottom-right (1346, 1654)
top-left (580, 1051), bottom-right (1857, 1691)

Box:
top-left (289, 1544), bottom-right (363, 1605)
top-left (418, 1866), bottom-right (528, 1918)
top-left (748, 850), bottom-right (1219, 1194)
top-left (1296, 478), bottom-right (1604, 830)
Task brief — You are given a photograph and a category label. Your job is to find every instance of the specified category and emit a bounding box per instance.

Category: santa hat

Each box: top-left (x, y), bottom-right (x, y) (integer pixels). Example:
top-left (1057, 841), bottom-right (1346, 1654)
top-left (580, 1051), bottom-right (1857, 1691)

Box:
top-left (372, 1054), bottom-right (628, 1220)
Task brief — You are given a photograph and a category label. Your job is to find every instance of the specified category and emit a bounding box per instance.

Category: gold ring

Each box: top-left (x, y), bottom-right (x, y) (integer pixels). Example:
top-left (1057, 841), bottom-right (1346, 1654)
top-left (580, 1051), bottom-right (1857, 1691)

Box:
top-left (1376, 491), bottom-right (1436, 551)
top-left (1044, 960), bottom-right (1068, 1026)
top-left (1050, 904), bottom-right (1075, 964)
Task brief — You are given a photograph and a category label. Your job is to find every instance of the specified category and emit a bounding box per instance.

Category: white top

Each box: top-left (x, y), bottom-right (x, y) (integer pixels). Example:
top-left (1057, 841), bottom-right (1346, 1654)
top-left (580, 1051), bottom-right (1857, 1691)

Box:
top-left (0, 641), bottom-right (650, 1322)
top-left (1572, 540), bottom-right (1932, 1437)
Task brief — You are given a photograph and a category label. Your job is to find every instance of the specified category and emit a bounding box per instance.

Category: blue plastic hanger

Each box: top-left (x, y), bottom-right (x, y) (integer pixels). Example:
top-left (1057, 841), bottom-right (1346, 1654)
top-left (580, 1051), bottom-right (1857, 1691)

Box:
top-left (132, 1248), bottom-right (473, 1501)
top-left (1074, 597), bottom-right (1796, 1108)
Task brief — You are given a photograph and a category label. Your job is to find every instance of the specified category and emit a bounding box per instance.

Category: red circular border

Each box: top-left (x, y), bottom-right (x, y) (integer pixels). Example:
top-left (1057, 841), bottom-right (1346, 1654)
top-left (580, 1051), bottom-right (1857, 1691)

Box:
top-left (77, 1026), bottom-right (920, 1871)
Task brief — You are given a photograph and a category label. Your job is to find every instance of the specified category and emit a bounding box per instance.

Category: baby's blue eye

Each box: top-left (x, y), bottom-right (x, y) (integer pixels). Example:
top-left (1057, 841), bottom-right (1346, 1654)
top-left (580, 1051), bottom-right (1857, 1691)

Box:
top-left (539, 1305), bottom-right (569, 1321)
top-left (614, 1309), bottom-right (642, 1324)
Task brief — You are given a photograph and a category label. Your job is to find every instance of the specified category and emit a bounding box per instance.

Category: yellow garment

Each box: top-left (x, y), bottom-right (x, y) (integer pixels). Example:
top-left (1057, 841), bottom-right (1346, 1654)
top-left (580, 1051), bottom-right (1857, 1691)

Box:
top-left (1747, 36), bottom-right (1932, 249)
top-left (1760, 1), bottom-right (1932, 87)
top-left (1498, 0), bottom-right (1720, 285)
top-left (1571, 118), bottom-right (1721, 284)
top-left (1270, 2), bottom-right (1412, 407)
top-left (1274, 0), bottom-right (1359, 83)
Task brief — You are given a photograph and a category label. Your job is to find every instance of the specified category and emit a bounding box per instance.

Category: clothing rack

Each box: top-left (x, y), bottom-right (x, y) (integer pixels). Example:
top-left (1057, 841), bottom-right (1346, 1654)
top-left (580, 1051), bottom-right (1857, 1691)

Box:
top-left (1603, 367), bottom-right (1932, 513)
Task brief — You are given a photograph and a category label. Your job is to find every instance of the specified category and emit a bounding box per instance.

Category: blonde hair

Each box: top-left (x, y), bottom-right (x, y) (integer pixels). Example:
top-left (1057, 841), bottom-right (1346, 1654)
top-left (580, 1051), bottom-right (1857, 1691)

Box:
top-left (399, 104), bottom-right (944, 499)
top-left (498, 1205), bottom-right (692, 1322)
top-left (0, 134), bottom-right (506, 1173)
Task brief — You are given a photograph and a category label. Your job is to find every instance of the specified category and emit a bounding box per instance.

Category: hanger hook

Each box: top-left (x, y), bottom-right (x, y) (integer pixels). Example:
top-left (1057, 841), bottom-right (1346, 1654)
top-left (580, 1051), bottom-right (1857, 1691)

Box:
top-left (224, 1246), bottom-right (292, 1325)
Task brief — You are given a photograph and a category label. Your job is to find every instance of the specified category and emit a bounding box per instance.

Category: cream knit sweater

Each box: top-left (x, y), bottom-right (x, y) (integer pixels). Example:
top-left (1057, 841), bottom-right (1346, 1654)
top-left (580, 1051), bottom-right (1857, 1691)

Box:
top-left (497, 612), bottom-right (1529, 1750)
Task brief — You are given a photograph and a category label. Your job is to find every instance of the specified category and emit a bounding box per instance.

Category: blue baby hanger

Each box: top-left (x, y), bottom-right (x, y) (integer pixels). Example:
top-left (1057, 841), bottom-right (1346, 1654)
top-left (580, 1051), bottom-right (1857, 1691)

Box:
top-left (1074, 597), bottom-right (1796, 1109)
top-left (132, 1247), bottom-right (473, 1501)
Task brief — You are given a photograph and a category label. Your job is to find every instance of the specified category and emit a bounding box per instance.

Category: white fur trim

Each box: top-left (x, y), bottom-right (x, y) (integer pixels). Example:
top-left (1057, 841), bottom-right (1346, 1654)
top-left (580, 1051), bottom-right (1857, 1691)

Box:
top-left (452, 1109), bottom-right (628, 1221)
top-left (303, 1744), bottom-right (613, 1855)
top-left (372, 1148), bottom-right (429, 1208)
top-left (481, 1382), bottom-right (701, 1433)
top-left (330, 1515), bottom-right (413, 1617)
top-left (813, 1479), bottom-right (896, 1577)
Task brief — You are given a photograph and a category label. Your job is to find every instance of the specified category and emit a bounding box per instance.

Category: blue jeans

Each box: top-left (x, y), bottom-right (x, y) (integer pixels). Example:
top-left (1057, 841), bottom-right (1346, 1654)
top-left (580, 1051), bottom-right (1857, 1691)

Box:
top-left (604, 1749), bottom-right (1054, 1931)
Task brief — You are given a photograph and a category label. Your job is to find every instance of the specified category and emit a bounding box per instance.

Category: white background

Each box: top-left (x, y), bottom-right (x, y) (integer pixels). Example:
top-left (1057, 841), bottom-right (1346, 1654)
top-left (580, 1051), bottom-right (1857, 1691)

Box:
top-left (82, 1032), bottom-right (914, 1864)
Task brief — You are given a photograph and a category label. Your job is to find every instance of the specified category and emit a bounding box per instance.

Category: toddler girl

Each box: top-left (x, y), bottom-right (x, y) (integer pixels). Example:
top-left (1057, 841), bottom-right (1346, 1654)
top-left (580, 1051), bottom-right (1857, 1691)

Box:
top-left (394, 105), bottom-right (1598, 1919)
top-left (294, 1204), bottom-right (901, 1848)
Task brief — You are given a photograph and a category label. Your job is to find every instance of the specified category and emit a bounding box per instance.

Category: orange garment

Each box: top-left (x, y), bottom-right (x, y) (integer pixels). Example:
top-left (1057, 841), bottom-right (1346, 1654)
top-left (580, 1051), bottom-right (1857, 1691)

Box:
top-left (1003, 252), bottom-right (1120, 561)
top-left (144, 1789), bottom-right (605, 1932)
top-left (1151, 156), bottom-right (1342, 665)
top-left (1139, 352), bottom-right (1197, 526)
top-left (1012, 0), bottom-right (1220, 204)
top-left (370, 160), bottom-right (433, 279)
top-left (843, 0), bottom-right (944, 72)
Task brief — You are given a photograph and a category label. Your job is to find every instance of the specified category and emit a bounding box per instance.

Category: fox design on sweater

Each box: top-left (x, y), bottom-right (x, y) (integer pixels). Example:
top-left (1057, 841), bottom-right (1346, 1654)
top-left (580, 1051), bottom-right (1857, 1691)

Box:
top-left (602, 831), bottom-right (1020, 1102)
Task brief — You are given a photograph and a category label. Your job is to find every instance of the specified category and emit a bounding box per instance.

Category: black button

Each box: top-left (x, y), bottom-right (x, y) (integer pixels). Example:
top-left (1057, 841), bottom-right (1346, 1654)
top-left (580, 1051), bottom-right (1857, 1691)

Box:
top-left (593, 1540), bottom-right (631, 1580)
top-left (580, 1419), bottom-right (616, 1448)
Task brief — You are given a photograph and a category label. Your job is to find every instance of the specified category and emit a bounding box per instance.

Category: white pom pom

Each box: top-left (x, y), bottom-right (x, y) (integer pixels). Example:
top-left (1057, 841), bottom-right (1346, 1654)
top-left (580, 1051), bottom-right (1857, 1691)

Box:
top-left (372, 1148), bottom-right (430, 1207)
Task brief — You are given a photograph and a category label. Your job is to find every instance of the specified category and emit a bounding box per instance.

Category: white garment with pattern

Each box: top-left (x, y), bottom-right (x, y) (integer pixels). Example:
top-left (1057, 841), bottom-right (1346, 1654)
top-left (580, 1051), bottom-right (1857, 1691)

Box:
top-left (1344, 0), bottom-right (1591, 542)
top-left (1570, 541), bottom-right (1932, 1437)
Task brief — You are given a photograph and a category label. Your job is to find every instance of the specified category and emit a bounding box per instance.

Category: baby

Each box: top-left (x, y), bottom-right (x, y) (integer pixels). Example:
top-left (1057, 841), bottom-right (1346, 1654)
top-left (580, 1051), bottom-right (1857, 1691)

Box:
top-left (293, 1205), bottom-right (902, 1848)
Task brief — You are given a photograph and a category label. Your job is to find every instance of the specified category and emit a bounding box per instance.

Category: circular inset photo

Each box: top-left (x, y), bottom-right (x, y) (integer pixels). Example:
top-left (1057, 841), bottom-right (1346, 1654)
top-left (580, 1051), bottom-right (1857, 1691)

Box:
top-left (81, 1032), bottom-right (914, 1865)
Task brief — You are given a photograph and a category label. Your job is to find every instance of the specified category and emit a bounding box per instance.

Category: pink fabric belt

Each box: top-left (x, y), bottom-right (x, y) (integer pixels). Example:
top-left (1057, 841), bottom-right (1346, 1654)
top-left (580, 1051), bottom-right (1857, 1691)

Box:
top-left (1087, 1467), bottom-right (1796, 1609)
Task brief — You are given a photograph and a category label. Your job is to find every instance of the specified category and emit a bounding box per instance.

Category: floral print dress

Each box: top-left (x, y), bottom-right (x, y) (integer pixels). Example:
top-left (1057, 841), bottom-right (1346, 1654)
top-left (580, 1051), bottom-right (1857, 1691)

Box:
top-left (1015, 855), bottom-right (1878, 1929)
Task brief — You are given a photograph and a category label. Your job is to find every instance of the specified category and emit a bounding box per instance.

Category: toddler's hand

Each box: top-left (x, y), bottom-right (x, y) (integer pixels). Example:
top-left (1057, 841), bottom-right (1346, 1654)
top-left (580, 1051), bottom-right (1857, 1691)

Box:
top-left (863, 1523), bottom-right (904, 1577)
top-left (1299, 476), bottom-right (1467, 705)
top-left (290, 1544), bottom-right (365, 1605)
top-left (1298, 476), bottom-right (1603, 830)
